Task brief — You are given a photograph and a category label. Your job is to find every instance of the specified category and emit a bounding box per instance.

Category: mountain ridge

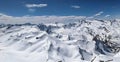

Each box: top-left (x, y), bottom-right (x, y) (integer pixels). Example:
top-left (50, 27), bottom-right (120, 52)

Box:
top-left (0, 19), bottom-right (120, 62)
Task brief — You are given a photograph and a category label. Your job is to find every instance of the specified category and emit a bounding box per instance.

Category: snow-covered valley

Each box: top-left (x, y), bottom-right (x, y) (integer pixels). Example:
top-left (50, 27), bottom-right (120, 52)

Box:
top-left (0, 19), bottom-right (120, 62)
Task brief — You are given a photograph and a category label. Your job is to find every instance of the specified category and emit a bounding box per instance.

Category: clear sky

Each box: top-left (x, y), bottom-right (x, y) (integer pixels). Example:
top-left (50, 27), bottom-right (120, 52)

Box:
top-left (0, 0), bottom-right (120, 17)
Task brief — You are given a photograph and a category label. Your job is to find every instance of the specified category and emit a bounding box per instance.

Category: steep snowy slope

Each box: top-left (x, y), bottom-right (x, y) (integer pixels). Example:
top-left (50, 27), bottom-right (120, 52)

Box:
top-left (0, 19), bottom-right (120, 62)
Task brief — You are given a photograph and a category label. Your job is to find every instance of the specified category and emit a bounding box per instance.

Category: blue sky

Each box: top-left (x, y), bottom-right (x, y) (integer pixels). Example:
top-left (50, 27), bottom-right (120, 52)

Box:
top-left (0, 0), bottom-right (120, 24)
top-left (0, 0), bottom-right (120, 17)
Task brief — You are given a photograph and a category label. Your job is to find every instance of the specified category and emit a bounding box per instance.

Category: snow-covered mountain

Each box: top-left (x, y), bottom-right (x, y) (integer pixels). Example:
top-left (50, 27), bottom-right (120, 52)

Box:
top-left (0, 19), bottom-right (120, 62)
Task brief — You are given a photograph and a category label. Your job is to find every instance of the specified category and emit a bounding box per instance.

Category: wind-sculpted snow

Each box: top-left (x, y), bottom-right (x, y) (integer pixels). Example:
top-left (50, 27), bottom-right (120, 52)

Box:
top-left (0, 19), bottom-right (120, 62)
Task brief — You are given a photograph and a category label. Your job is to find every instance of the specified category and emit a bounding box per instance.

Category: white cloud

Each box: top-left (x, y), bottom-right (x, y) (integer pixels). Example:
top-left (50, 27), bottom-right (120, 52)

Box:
top-left (105, 15), bottom-right (110, 17)
top-left (87, 11), bottom-right (104, 19)
top-left (26, 4), bottom-right (47, 8)
top-left (94, 11), bottom-right (104, 16)
top-left (0, 13), bottom-right (86, 24)
top-left (28, 8), bottom-right (36, 12)
top-left (71, 5), bottom-right (80, 9)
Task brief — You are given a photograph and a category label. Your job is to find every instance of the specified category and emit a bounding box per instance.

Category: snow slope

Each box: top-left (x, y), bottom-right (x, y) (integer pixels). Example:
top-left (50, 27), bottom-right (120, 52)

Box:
top-left (0, 19), bottom-right (120, 62)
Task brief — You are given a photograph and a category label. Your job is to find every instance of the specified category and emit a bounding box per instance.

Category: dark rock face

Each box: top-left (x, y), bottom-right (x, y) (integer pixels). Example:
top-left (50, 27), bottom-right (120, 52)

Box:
top-left (37, 24), bottom-right (60, 34)
top-left (37, 24), bottom-right (48, 31)
top-left (93, 35), bottom-right (120, 54)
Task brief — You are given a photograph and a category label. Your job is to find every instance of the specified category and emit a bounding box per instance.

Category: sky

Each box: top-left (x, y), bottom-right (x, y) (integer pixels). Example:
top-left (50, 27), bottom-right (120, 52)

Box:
top-left (0, 0), bottom-right (120, 24)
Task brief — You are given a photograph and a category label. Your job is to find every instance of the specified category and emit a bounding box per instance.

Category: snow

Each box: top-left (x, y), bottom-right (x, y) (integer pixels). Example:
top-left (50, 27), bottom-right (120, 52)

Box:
top-left (0, 19), bottom-right (120, 62)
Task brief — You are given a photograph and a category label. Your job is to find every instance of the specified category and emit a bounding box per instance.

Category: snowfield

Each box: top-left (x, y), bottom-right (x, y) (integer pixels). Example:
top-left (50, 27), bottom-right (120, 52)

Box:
top-left (0, 19), bottom-right (120, 62)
